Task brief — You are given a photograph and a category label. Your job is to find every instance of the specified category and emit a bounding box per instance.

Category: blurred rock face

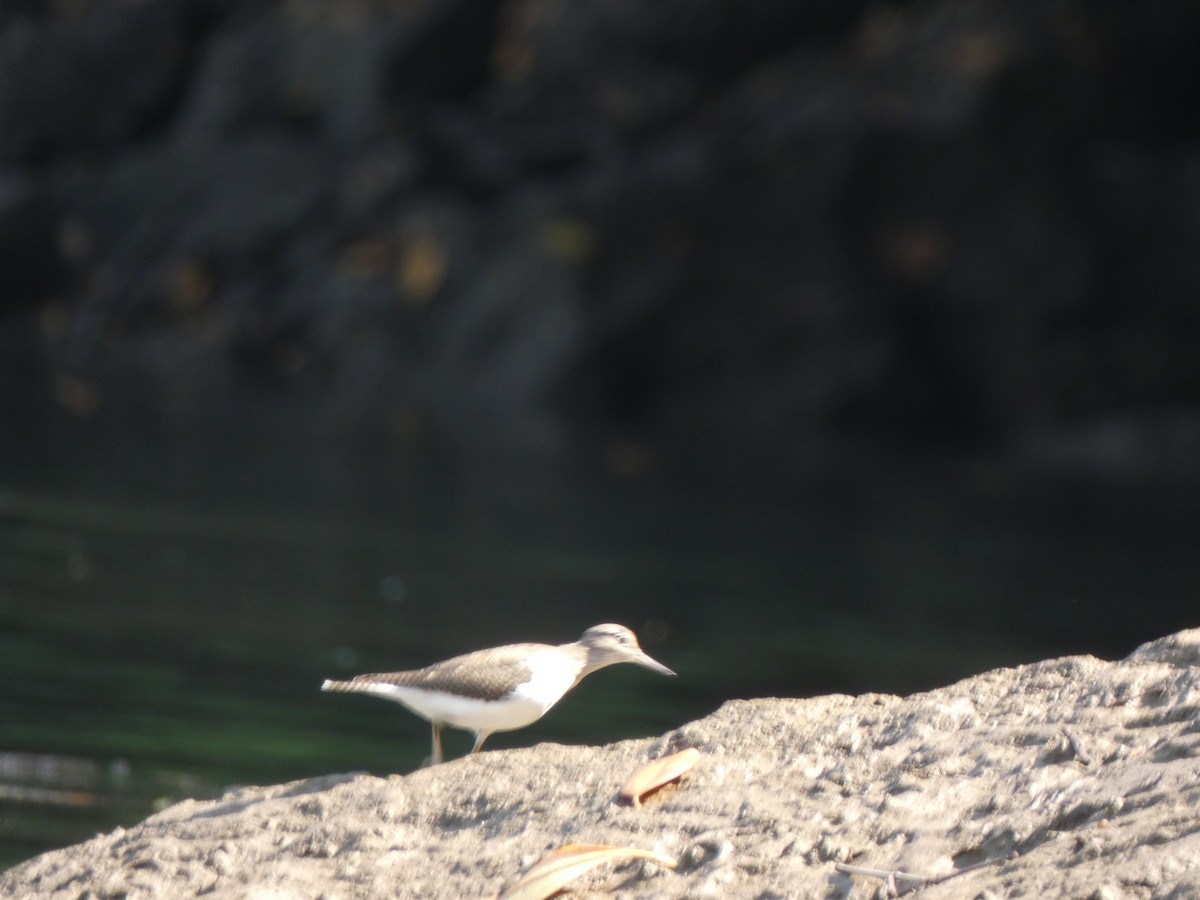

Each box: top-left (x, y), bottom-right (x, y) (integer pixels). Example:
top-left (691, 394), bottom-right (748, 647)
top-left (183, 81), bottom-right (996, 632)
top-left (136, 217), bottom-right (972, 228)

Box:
top-left (2, 0), bottom-right (1199, 479)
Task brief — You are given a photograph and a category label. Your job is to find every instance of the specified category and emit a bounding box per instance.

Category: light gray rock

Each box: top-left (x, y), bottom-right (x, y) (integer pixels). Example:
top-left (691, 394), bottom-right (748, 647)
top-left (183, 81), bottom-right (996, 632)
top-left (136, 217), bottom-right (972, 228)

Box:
top-left (4, 631), bottom-right (1200, 898)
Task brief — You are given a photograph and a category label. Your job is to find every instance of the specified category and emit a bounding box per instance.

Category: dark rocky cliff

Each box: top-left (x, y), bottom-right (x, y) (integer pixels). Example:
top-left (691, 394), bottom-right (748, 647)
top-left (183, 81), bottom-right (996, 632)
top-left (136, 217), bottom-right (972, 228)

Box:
top-left (3, 0), bottom-right (1199, 482)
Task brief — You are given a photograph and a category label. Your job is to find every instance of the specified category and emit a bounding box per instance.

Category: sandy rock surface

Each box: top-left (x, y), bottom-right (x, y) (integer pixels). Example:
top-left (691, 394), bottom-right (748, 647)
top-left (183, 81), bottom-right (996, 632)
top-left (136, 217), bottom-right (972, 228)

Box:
top-left (4, 631), bottom-right (1200, 899)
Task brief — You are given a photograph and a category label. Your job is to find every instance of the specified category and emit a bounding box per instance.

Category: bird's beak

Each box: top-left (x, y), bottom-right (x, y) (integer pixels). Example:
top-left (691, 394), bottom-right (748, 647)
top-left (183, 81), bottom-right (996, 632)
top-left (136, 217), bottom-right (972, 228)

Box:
top-left (631, 650), bottom-right (676, 677)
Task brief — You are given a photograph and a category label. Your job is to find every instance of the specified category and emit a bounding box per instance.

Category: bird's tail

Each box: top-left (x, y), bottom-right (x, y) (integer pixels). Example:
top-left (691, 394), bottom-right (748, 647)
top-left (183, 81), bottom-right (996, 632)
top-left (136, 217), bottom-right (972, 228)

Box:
top-left (321, 678), bottom-right (359, 693)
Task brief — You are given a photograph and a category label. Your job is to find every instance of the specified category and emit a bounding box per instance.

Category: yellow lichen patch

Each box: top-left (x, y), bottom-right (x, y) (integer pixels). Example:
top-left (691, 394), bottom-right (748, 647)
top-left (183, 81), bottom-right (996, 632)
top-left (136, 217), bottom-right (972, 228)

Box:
top-left (535, 217), bottom-right (596, 264)
top-left (397, 233), bottom-right (448, 305)
top-left (169, 261), bottom-right (215, 313)
top-left (51, 370), bottom-right (102, 416)
top-left (339, 237), bottom-right (395, 280)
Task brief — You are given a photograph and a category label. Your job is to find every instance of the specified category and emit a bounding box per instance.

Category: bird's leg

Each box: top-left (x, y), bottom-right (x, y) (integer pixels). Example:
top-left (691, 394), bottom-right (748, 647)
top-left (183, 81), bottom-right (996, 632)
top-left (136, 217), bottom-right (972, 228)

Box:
top-left (470, 731), bottom-right (491, 754)
top-left (430, 722), bottom-right (444, 766)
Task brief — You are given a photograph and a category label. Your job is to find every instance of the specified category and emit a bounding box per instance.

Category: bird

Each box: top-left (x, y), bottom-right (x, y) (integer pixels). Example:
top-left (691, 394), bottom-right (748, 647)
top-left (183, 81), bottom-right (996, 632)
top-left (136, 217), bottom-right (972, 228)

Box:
top-left (321, 623), bottom-right (675, 765)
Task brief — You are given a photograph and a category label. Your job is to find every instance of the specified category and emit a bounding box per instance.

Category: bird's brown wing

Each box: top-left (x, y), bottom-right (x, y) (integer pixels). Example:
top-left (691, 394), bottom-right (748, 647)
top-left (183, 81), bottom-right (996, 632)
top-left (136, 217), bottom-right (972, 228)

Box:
top-left (350, 643), bottom-right (546, 702)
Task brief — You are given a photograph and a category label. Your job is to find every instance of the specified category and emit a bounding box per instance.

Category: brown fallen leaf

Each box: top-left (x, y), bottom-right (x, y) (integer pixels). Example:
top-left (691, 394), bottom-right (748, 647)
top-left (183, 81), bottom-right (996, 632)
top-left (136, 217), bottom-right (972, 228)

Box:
top-left (498, 842), bottom-right (677, 900)
top-left (619, 747), bottom-right (700, 808)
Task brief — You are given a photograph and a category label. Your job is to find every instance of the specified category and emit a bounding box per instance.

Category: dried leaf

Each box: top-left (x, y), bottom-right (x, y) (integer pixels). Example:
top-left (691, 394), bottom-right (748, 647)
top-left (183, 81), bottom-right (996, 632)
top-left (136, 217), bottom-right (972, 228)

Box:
top-left (499, 842), bottom-right (677, 900)
top-left (619, 748), bottom-right (700, 808)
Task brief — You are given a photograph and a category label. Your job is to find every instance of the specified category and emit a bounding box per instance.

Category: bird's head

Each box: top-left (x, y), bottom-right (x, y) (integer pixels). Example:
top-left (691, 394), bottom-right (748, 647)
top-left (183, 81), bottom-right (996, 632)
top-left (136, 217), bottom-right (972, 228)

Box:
top-left (578, 623), bottom-right (676, 677)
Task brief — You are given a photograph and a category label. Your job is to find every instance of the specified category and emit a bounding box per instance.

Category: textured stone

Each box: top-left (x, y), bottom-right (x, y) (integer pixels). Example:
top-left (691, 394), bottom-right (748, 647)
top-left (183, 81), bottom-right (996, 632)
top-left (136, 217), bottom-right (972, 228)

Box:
top-left (4, 631), bottom-right (1200, 898)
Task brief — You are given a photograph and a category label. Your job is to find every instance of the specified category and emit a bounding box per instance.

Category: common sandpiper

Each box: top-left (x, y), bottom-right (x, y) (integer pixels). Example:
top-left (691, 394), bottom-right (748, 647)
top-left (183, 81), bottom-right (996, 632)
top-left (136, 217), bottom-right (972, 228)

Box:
top-left (321, 623), bottom-right (675, 764)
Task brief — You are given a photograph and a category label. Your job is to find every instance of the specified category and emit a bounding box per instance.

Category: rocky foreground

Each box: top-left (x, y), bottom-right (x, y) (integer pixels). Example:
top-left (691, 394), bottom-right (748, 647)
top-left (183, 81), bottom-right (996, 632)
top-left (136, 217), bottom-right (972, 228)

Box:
top-left (5, 632), bottom-right (1200, 898)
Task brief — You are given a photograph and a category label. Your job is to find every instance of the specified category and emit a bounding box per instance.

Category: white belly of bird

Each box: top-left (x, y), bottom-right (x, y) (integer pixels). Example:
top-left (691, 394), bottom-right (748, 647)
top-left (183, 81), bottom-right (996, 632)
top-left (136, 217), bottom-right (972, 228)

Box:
top-left (359, 647), bottom-right (582, 733)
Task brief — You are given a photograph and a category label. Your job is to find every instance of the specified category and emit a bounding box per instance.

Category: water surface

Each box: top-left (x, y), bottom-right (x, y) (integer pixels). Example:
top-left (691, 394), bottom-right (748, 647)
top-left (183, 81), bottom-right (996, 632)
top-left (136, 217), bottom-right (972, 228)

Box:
top-left (2, 408), bottom-right (1197, 868)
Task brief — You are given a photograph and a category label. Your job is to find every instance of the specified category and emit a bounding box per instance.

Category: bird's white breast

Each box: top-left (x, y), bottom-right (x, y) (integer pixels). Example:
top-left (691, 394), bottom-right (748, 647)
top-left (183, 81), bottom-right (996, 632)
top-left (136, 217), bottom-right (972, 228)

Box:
top-left (350, 647), bottom-right (581, 733)
top-left (513, 645), bottom-right (583, 710)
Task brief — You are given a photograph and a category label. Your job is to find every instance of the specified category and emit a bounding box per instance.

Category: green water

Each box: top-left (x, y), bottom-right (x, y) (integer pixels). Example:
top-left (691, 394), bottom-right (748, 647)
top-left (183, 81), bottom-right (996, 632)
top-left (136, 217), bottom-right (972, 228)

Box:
top-left (2, 415), bottom-right (1198, 870)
